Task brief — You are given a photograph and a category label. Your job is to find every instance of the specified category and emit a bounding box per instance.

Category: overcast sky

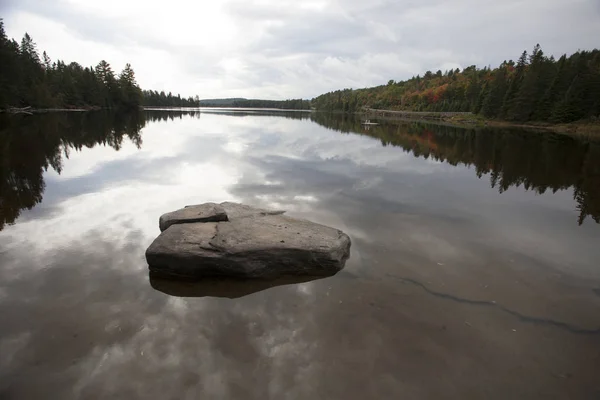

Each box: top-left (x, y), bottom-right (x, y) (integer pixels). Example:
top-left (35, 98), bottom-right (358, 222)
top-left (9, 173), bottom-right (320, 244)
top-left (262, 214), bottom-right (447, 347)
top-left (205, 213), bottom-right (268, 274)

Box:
top-left (1, 0), bottom-right (599, 99)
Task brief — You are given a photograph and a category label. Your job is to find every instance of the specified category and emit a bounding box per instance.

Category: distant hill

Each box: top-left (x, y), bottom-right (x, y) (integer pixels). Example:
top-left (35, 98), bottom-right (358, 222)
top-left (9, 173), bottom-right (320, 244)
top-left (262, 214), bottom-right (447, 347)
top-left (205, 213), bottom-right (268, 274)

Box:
top-left (198, 98), bottom-right (246, 106)
top-left (200, 98), bottom-right (310, 110)
top-left (142, 95), bottom-right (310, 109)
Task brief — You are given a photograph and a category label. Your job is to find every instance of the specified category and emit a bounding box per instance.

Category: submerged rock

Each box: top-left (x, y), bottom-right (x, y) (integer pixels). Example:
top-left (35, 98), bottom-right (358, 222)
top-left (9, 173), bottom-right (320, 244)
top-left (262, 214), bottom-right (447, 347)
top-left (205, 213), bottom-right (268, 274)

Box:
top-left (146, 202), bottom-right (351, 279)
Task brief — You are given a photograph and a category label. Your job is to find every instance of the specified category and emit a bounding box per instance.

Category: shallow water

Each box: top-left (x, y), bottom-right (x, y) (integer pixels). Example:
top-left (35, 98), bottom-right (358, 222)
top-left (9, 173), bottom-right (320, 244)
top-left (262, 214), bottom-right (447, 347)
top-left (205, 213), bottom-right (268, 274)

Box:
top-left (1, 110), bottom-right (599, 399)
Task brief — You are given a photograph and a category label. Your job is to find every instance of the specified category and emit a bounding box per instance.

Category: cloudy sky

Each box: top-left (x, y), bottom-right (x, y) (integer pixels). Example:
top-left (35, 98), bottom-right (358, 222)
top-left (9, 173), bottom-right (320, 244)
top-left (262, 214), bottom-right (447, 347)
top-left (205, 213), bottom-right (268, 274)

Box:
top-left (1, 0), bottom-right (599, 99)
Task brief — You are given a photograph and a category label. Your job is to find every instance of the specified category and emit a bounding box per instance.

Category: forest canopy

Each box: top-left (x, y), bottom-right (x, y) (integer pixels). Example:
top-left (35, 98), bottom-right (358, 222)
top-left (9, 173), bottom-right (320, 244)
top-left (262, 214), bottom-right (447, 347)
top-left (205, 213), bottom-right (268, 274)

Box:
top-left (311, 45), bottom-right (600, 124)
top-left (0, 20), bottom-right (146, 109)
top-left (0, 20), bottom-right (201, 110)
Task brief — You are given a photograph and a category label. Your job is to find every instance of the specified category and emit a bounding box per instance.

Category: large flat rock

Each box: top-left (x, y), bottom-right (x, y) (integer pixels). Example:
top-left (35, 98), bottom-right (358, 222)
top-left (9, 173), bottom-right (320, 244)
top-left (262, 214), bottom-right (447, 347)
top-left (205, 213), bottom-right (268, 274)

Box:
top-left (146, 202), bottom-right (351, 279)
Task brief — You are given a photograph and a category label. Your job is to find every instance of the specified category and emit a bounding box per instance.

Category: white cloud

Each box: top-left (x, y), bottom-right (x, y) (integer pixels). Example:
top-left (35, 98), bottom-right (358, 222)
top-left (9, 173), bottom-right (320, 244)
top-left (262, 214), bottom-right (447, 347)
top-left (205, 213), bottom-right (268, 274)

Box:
top-left (2, 0), bottom-right (599, 98)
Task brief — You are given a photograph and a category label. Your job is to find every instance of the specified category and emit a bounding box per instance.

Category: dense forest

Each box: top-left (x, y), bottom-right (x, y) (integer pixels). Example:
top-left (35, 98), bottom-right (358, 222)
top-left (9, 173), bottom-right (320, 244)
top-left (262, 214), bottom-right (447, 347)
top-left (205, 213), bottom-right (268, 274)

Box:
top-left (312, 45), bottom-right (600, 124)
top-left (311, 114), bottom-right (600, 225)
top-left (0, 20), bottom-right (144, 109)
top-left (0, 20), bottom-right (203, 110)
top-left (142, 90), bottom-right (200, 107)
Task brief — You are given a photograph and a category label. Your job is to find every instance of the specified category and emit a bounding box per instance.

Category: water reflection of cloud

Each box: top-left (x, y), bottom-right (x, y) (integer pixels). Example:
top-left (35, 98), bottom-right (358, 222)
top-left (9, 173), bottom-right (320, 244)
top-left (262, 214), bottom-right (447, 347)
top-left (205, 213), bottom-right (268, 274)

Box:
top-left (5, 111), bottom-right (598, 282)
top-left (0, 228), bottom-right (317, 398)
top-left (1, 112), bottom-right (600, 399)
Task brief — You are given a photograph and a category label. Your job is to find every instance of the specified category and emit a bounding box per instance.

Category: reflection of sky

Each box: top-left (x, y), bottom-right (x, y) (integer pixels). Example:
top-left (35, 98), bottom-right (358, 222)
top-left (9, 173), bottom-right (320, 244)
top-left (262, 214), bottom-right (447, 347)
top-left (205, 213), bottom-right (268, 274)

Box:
top-left (1, 112), bottom-right (600, 399)
top-left (3, 112), bottom-right (450, 249)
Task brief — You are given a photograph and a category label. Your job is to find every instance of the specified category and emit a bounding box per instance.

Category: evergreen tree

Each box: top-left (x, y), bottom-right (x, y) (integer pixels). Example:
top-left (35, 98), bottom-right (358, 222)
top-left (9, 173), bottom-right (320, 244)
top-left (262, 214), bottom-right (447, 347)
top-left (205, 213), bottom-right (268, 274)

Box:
top-left (552, 52), bottom-right (595, 123)
top-left (0, 19), bottom-right (19, 107)
top-left (481, 65), bottom-right (508, 118)
top-left (510, 45), bottom-right (557, 121)
top-left (119, 63), bottom-right (142, 109)
top-left (0, 23), bottom-right (180, 110)
top-left (465, 74), bottom-right (481, 111)
top-left (473, 83), bottom-right (489, 114)
top-left (502, 51), bottom-right (528, 120)
top-left (535, 55), bottom-right (567, 121)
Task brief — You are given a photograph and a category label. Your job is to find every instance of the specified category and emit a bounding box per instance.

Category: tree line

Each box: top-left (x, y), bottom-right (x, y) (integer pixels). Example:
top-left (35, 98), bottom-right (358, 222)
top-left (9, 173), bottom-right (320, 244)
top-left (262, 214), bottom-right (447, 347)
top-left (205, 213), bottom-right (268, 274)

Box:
top-left (0, 20), bottom-right (204, 110)
top-left (311, 45), bottom-right (600, 124)
top-left (0, 20), bottom-right (144, 109)
top-left (142, 90), bottom-right (200, 107)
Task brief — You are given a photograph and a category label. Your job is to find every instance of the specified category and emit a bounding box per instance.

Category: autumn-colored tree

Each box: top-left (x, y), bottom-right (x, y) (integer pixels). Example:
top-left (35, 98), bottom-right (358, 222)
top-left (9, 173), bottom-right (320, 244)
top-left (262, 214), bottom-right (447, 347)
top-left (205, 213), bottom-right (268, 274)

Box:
top-left (312, 45), bottom-right (600, 124)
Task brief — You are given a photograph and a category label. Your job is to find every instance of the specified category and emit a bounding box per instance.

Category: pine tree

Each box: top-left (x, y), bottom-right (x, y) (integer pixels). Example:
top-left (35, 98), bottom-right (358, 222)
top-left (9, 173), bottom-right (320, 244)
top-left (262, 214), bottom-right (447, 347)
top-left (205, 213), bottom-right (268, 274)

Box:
top-left (535, 55), bottom-right (567, 121)
top-left (481, 66), bottom-right (508, 118)
top-left (510, 45), bottom-right (555, 121)
top-left (502, 51), bottom-right (528, 120)
top-left (118, 63), bottom-right (142, 108)
top-left (552, 52), bottom-right (592, 123)
top-left (42, 51), bottom-right (51, 70)
top-left (20, 33), bottom-right (40, 64)
top-left (0, 19), bottom-right (17, 106)
top-left (473, 83), bottom-right (489, 114)
top-left (95, 60), bottom-right (118, 107)
top-left (465, 74), bottom-right (481, 111)
top-left (585, 51), bottom-right (600, 119)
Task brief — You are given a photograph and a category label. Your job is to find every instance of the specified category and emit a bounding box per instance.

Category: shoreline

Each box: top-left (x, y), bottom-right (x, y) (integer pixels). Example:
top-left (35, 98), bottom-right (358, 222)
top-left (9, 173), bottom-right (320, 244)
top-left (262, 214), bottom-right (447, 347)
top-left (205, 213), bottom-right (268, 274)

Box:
top-left (362, 108), bottom-right (600, 139)
top-left (449, 116), bottom-right (600, 139)
top-left (1, 106), bottom-right (310, 114)
top-left (3, 105), bottom-right (599, 139)
top-left (0, 106), bottom-right (101, 114)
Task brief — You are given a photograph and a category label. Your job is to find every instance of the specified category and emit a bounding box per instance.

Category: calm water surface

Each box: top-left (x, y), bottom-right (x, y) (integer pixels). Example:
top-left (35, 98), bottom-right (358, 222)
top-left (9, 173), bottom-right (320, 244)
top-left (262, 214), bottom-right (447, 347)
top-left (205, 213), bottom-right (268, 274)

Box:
top-left (1, 110), bottom-right (599, 399)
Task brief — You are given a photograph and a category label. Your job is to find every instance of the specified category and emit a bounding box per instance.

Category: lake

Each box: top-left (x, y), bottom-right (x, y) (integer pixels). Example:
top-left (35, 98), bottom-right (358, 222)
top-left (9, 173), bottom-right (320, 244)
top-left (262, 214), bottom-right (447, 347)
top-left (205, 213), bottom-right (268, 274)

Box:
top-left (1, 109), bottom-right (599, 399)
